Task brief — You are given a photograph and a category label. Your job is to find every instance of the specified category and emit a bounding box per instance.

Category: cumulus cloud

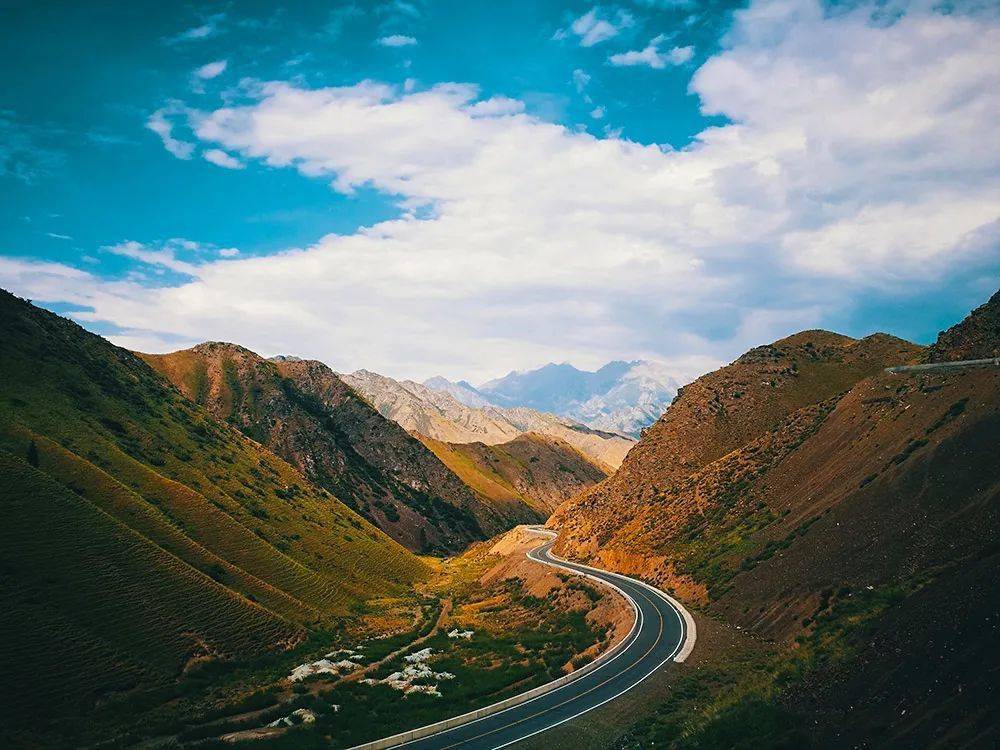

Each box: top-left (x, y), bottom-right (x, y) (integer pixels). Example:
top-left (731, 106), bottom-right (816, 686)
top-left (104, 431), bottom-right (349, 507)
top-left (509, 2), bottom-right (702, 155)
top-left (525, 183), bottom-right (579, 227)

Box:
top-left (556, 7), bottom-right (635, 47)
top-left (6, 0), bottom-right (999, 380)
top-left (378, 34), bottom-right (417, 47)
top-left (609, 35), bottom-right (693, 68)
top-left (572, 68), bottom-right (592, 93)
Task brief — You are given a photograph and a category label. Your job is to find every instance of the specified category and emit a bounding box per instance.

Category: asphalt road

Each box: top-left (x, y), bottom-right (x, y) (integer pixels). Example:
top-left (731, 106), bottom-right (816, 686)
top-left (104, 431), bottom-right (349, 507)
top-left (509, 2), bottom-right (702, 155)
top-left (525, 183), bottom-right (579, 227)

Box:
top-left (385, 537), bottom-right (689, 750)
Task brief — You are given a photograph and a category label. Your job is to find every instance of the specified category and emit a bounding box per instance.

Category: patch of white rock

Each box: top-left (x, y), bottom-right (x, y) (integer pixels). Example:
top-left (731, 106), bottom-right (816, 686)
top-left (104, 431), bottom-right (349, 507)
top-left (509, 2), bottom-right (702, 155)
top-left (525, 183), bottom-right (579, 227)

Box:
top-left (288, 648), bottom-right (365, 682)
top-left (360, 647), bottom-right (459, 698)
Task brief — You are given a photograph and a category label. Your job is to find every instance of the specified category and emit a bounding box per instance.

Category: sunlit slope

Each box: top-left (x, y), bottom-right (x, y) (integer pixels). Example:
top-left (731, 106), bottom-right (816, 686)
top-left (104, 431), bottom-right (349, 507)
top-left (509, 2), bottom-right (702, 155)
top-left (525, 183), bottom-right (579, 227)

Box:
top-left (141, 344), bottom-right (501, 553)
top-left (417, 432), bottom-right (607, 517)
top-left (0, 289), bottom-right (427, 721)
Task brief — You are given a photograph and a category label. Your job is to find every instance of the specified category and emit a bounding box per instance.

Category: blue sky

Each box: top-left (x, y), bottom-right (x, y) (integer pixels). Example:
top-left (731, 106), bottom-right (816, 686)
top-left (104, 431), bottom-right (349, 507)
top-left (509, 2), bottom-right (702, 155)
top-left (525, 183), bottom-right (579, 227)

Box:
top-left (1, 0), bottom-right (998, 381)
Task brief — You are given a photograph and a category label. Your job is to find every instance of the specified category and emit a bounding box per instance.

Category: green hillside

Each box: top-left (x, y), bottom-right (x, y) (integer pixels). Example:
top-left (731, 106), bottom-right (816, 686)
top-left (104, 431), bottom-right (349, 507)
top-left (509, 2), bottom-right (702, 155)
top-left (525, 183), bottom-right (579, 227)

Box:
top-left (0, 290), bottom-right (427, 740)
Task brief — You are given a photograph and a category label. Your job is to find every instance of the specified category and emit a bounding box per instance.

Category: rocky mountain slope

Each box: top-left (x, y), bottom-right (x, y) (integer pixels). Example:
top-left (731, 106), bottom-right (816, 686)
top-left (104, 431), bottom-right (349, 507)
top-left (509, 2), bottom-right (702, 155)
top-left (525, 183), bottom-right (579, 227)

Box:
top-left (342, 369), bottom-right (634, 470)
top-left (551, 295), bottom-right (999, 748)
top-left (923, 288), bottom-right (1000, 362)
top-left (141, 345), bottom-right (536, 553)
top-left (430, 360), bottom-right (681, 437)
top-left (551, 330), bottom-right (923, 559)
top-left (416, 432), bottom-right (608, 517)
top-left (0, 290), bottom-right (426, 737)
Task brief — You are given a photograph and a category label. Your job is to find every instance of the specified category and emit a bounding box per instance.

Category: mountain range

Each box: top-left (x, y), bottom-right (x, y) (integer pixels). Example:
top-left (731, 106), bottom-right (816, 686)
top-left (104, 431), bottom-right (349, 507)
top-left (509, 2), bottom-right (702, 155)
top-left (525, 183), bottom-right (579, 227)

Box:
top-left (340, 369), bottom-right (635, 470)
top-left (422, 360), bottom-right (682, 438)
top-left (2, 283), bottom-right (997, 748)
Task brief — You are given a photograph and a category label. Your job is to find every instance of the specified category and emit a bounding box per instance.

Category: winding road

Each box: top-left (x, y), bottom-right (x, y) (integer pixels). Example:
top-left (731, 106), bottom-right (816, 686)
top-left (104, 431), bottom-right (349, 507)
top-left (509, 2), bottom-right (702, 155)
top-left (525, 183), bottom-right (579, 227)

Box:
top-left (354, 529), bottom-right (695, 750)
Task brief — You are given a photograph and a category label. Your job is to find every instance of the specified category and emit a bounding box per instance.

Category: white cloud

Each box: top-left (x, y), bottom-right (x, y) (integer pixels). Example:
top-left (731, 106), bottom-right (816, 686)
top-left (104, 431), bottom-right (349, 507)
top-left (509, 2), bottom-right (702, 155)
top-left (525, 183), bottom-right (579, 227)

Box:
top-left (146, 106), bottom-right (195, 160)
top-left (590, 106), bottom-right (606, 119)
top-left (668, 45), bottom-right (694, 64)
top-left (218, 248), bottom-right (241, 257)
top-left (378, 34), bottom-right (418, 47)
top-left (464, 96), bottom-right (525, 117)
top-left (8, 0), bottom-right (999, 380)
top-left (104, 240), bottom-right (200, 276)
top-left (557, 7), bottom-right (635, 47)
top-left (194, 60), bottom-right (228, 80)
top-left (609, 35), bottom-right (693, 68)
top-left (166, 14), bottom-right (225, 44)
top-left (572, 68), bottom-right (591, 93)
top-left (203, 148), bottom-right (245, 169)
top-left (46, 232), bottom-right (72, 240)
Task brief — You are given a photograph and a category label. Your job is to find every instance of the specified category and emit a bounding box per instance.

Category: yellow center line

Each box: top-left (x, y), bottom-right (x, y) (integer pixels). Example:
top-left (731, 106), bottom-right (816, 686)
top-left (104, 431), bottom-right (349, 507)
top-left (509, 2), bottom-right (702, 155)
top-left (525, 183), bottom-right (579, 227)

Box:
top-left (434, 577), bottom-right (666, 750)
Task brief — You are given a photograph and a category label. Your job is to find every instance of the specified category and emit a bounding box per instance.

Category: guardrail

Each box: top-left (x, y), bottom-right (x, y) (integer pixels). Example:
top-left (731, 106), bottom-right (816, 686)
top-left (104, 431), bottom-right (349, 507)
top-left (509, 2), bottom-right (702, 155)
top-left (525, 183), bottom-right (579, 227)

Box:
top-left (885, 357), bottom-right (999, 374)
top-left (345, 529), bottom-right (645, 750)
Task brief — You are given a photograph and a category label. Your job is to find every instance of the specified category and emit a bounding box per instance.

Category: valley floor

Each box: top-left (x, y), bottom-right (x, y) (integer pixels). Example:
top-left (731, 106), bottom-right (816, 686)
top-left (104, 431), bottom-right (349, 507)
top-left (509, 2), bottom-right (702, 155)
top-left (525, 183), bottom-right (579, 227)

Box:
top-left (75, 527), bottom-right (631, 750)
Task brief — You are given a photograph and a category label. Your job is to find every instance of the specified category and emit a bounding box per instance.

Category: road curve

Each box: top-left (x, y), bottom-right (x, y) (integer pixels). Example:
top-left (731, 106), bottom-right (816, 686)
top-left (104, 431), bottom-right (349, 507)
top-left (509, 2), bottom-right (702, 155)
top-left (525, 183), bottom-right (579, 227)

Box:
top-left (355, 531), bottom-right (693, 750)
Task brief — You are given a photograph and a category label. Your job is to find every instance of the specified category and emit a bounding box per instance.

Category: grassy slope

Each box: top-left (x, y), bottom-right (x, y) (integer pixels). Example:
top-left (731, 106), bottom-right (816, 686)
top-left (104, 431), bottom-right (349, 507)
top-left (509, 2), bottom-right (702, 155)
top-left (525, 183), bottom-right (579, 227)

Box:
top-left (0, 290), bottom-right (427, 738)
top-left (418, 432), bottom-right (607, 517)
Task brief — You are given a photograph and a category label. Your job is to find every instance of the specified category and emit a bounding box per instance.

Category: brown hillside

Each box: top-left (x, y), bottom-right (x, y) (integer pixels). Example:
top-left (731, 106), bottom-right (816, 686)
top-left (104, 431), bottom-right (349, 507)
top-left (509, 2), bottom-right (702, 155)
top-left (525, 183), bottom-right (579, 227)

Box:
top-left (416, 432), bottom-right (607, 518)
top-left (142, 344), bottom-right (525, 553)
top-left (550, 293), bottom-right (999, 748)
top-left (551, 330), bottom-right (922, 559)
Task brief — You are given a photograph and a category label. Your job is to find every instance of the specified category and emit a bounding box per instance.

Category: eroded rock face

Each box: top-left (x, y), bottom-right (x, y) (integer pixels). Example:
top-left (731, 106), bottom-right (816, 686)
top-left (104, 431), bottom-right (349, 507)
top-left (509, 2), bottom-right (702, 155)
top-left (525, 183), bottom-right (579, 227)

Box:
top-left (546, 296), bottom-right (1000, 747)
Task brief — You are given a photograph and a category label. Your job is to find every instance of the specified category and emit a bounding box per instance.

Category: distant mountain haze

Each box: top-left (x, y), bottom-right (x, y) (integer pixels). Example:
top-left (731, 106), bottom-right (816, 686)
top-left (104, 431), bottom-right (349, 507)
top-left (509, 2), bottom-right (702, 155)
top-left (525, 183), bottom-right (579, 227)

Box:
top-left (423, 360), bottom-right (683, 438)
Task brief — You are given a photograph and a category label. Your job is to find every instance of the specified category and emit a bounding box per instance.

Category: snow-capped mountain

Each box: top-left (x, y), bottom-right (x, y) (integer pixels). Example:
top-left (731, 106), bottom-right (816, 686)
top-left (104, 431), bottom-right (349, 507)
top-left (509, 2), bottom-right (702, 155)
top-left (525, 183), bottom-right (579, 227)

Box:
top-left (421, 376), bottom-right (493, 408)
top-left (342, 369), bottom-right (634, 470)
top-left (425, 360), bottom-right (682, 438)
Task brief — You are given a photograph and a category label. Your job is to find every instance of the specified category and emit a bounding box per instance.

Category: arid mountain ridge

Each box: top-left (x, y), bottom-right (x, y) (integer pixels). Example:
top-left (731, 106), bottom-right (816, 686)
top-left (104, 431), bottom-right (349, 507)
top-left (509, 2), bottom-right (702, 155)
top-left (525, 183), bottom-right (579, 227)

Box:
top-left (341, 369), bottom-right (634, 471)
top-left (551, 290), bottom-right (1000, 747)
top-left (2, 282), bottom-right (996, 748)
